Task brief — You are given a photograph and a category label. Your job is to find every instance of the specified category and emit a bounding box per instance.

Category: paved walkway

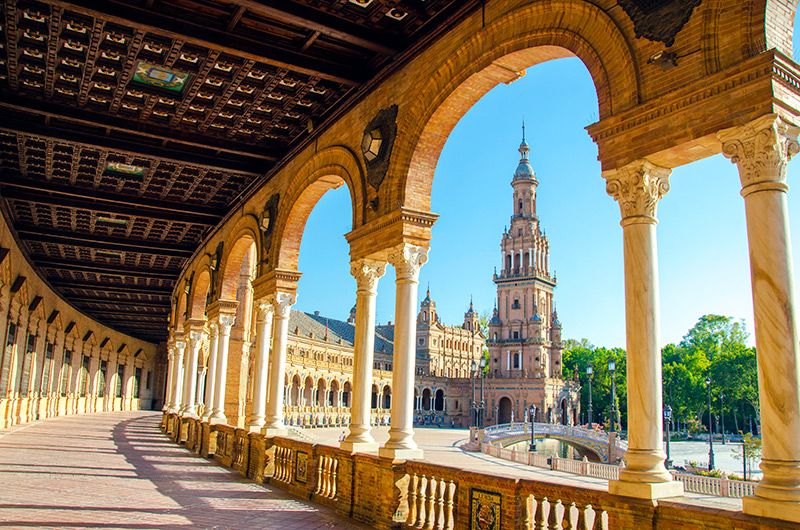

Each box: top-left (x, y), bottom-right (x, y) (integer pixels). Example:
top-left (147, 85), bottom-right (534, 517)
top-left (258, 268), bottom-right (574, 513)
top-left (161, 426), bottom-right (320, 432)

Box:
top-left (0, 412), bottom-right (369, 529)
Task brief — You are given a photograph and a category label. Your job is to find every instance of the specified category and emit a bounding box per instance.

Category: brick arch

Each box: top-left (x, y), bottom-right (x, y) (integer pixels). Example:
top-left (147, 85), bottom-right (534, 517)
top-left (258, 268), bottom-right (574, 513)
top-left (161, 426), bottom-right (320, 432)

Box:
top-left (187, 268), bottom-right (212, 320)
top-left (173, 289), bottom-right (188, 332)
top-left (702, 0), bottom-right (795, 74)
top-left (387, 0), bottom-right (638, 213)
top-left (271, 146), bottom-right (364, 272)
top-left (217, 216), bottom-right (260, 301)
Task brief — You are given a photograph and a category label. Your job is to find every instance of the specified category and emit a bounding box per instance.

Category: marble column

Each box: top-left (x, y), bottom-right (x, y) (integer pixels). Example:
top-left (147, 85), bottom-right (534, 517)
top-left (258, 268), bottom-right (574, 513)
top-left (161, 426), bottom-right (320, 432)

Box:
top-left (105, 355), bottom-right (117, 412)
top-left (209, 314), bottom-right (235, 425)
top-left (171, 340), bottom-right (186, 414)
top-left (202, 323), bottom-right (218, 421)
top-left (264, 292), bottom-right (295, 436)
top-left (195, 367), bottom-right (206, 413)
top-left (603, 159), bottom-right (683, 499)
top-left (183, 330), bottom-right (204, 418)
top-left (121, 362), bottom-right (134, 410)
top-left (719, 114), bottom-right (800, 524)
top-left (163, 348), bottom-right (174, 412)
top-left (379, 244), bottom-right (427, 460)
top-left (342, 260), bottom-right (385, 452)
top-left (249, 300), bottom-right (274, 432)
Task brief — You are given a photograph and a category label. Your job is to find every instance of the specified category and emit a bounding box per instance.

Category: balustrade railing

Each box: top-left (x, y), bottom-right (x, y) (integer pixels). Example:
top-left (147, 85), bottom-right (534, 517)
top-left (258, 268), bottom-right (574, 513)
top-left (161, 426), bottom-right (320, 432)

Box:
top-left (314, 453), bottom-right (339, 500)
top-left (273, 445), bottom-right (295, 483)
top-left (401, 462), bottom-right (457, 530)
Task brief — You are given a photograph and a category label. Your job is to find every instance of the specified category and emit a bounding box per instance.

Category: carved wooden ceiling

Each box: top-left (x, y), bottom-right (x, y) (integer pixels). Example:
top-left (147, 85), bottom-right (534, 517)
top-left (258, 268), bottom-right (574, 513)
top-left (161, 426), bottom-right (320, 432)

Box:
top-left (0, 0), bottom-right (481, 343)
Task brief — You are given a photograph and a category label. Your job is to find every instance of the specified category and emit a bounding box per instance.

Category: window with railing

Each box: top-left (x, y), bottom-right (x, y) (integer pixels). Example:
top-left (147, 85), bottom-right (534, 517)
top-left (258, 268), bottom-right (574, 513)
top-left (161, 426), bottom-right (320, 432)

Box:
top-left (60, 350), bottom-right (72, 397)
top-left (40, 341), bottom-right (54, 393)
top-left (0, 322), bottom-right (17, 394)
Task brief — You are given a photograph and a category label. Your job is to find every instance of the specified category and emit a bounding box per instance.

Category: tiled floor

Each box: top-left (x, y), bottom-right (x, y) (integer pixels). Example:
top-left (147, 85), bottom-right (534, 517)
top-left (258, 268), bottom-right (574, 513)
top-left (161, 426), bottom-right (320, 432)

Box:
top-left (0, 412), bottom-right (370, 529)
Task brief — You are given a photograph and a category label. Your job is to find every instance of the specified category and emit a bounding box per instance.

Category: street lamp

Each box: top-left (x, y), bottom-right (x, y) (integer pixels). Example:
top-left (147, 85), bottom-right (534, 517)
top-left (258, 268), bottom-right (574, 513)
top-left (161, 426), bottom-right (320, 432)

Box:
top-left (478, 356), bottom-right (487, 428)
top-left (608, 358), bottom-right (617, 433)
top-left (586, 365), bottom-right (593, 426)
top-left (664, 405), bottom-right (673, 468)
top-left (720, 391), bottom-right (726, 445)
top-left (529, 404), bottom-right (537, 452)
top-left (706, 377), bottom-right (715, 471)
top-left (470, 359), bottom-right (478, 428)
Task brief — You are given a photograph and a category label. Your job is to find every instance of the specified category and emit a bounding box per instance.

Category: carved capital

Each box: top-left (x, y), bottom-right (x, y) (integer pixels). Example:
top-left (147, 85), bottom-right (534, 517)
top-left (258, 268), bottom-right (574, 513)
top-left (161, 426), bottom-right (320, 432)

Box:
top-left (718, 114), bottom-right (799, 196)
top-left (388, 244), bottom-right (428, 281)
top-left (604, 159), bottom-right (671, 224)
top-left (274, 292), bottom-right (296, 320)
top-left (174, 340), bottom-right (186, 357)
top-left (189, 330), bottom-right (206, 352)
top-left (208, 321), bottom-right (219, 338)
top-left (351, 259), bottom-right (386, 293)
top-left (256, 299), bottom-right (274, 322)
top-left (217, 313), bottom-right (236, 334)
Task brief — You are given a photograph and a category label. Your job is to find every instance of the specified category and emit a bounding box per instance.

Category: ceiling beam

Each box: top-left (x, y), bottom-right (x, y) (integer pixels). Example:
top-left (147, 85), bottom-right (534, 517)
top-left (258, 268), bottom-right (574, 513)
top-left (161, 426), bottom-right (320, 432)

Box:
top-left (70, 297), bottom-right (170, 309)
top-left (83, 307), bottom-right (169, 315)
top-left (17, 228), bottom-right (194, 258)
top-left (0, 95), bottom-right (277, 165)
top-left (0, 116), bottom-right (266, 175)
top-left (48, 0), bottom-right (363, 85)
top-left (232, 1), bottom-right (397, 55)
top-left (57, 280), bottom-right (172, 293)
top-left (1, 177), bottom-right (221, 226)
top-left (35, 258), bottom-right (178, 280)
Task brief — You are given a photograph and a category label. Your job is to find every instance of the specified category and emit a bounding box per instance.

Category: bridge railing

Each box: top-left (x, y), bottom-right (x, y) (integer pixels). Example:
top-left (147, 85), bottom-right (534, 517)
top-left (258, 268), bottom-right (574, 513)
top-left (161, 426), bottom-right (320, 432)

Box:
top-left (483, 422), bottom-right (627, 450)
top-left (480, 441), bottom-right (757, 499)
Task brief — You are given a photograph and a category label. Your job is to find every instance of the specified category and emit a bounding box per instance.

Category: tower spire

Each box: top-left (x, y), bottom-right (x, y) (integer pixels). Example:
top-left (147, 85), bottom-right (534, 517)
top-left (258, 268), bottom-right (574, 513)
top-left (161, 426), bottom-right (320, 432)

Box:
top-left (522, 119), bottom-right (526, 143)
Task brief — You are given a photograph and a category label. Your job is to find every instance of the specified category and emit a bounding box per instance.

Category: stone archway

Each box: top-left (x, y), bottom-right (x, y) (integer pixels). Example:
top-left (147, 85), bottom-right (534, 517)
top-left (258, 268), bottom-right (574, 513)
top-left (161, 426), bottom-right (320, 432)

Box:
top-left (498, 397), bottom-right (513, 425)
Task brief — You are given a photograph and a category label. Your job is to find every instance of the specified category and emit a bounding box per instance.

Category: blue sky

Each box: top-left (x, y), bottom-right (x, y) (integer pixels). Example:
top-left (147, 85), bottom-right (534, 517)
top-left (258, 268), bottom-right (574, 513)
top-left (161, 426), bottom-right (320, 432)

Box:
top-left (295, 57), bottom-right (799, 349)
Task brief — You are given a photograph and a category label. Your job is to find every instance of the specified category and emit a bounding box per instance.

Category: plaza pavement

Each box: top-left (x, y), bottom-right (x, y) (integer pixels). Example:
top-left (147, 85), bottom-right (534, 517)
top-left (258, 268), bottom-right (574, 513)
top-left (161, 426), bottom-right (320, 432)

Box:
top-left (0, 411), bottom-right (368, 529)
top-left (0, 411), bottom-right (743, 530)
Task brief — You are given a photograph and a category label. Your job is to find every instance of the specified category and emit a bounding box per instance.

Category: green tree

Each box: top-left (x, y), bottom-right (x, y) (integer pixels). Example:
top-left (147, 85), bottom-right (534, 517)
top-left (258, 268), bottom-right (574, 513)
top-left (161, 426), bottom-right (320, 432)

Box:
top-left (733, 432), bottom-right (762, 480)
top-left (562, 341), bottom-right (626, 429)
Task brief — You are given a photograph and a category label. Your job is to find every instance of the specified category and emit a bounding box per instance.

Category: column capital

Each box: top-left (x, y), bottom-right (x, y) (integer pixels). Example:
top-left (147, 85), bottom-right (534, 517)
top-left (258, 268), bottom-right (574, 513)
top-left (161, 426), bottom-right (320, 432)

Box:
top-left (256, 299), bottom-right (275, 321)
top-left (208, 320), bottom-right (219, 335)
top-left (274, 292), bottom-right (296, 319)
top-left (388, 244), bottom-right (428, 281)
top-left (718, 113), bottom-right (800, 196)
top-left (217, 313), bottom-right (236, 333)
top-left (189, 330), bottom-right (206, 348)
top-left (351, 259), bottom-right (386, 293)
top-left (174, 340), bottom-right (186, 356)
top-left (603, 159), bottom-right (671, 225)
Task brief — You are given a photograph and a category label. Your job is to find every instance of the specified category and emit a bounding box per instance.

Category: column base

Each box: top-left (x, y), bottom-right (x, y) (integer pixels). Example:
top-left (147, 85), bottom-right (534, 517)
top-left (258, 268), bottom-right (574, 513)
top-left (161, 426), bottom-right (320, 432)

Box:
top-left (378, 447), bottom-right (424, 460)
top-left (608, 479), bottom-right (684, 500)
top-left (209, 416), bottom-right (228, 426)
top-left (743, 495), bottom-right (800, 524)
top-left (264, 427), bottom-right (288, 437)
top-left (181, 411), bottom-right (198, 420)
top-left (248, 424), bottom-right (265, 434)
top-left (340, 440), bottom-right (379, 453)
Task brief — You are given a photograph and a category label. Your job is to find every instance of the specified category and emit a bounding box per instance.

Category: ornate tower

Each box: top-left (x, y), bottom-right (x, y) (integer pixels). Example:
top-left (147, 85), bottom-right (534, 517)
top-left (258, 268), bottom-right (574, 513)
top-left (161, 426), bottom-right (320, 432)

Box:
top-left (487, 126), bottom-right (563, 379)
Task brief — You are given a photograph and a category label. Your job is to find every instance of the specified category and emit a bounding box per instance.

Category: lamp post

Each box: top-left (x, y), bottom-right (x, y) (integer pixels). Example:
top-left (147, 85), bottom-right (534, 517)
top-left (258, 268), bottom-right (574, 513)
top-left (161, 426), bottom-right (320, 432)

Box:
top-left (608, 358), bottom-right (616, 433)
top-left (529, 404), bottom-right (537, 452)
top-left (706, 376), bottom-right (715, 471)
top-left (720, 391), bottom-right (726, 445)
top-left (664, 404), bottom-right (672, 468)
top-left (478, 356), bottom-right (487, 428)
top-left (586, 365), bottom-right (593, 426)
top-left (470, 359), bottom-right (478, 428)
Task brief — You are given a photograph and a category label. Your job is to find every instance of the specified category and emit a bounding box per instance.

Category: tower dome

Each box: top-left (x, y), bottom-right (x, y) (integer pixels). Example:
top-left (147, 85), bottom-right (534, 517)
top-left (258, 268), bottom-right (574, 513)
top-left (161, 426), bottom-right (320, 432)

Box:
top-left (513, 122), bottom-right (536, 182)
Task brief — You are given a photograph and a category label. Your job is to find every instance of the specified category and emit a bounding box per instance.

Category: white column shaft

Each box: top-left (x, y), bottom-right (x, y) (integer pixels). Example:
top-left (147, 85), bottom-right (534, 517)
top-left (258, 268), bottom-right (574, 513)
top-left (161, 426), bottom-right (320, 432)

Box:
top-left (264, 293), bottom-right (294, 434)
top-left (249, 303), bottom-right (274, 431)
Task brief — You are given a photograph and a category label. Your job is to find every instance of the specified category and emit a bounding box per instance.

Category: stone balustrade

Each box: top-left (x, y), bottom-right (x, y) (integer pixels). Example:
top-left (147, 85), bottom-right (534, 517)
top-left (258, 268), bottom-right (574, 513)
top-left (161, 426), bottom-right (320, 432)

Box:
top-left (165, 413), bottom-right (797, 529)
